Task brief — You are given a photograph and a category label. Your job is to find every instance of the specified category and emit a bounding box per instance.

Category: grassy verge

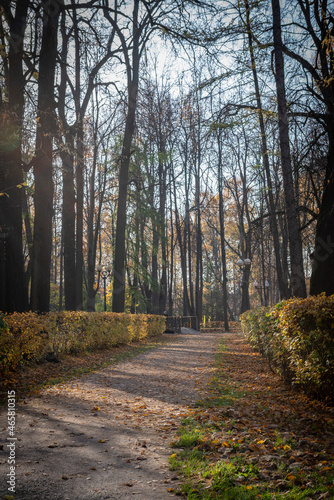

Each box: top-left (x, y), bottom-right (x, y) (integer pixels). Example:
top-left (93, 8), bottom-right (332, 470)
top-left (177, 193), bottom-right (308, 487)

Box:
top-left (168, 336), bottom-right (334, 499)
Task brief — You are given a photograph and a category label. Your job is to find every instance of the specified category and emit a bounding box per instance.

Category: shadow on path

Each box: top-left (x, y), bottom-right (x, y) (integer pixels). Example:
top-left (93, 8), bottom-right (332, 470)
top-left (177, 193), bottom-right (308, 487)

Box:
top-left (0, 330), bottom-right (223, 500)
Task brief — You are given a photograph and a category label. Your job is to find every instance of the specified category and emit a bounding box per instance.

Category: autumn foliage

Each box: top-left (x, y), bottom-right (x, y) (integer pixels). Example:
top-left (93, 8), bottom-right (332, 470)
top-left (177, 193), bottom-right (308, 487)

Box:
top-left (0, 312), bottom-right (165, 373)
top-left (241, 294), bottom-right (334, 400)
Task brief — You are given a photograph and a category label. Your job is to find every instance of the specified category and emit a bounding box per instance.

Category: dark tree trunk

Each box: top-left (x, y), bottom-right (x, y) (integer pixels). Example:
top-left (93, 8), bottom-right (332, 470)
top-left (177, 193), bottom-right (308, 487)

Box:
top-left (310, 123), bottom-right (334, 295)
top-left (30, 1), bottom-right (61, 312)
top-left (245, 0), bottom-right (289, 300)
top-left (112, 86), bottom-right (138, 312)
top-left (75, 123), bottom-right (84, 310)
top-left (271, 0), bottom-right (306, 298)
top-left (186, 194), bottom-right (195, 316)
top-left (151, 219), bottom-right (159, 313)
top-left (87, 148), bottom-right (107, 312)
top-left (61, 137), bottom-right (76, 311)
top-left (59, 228), bottom-right (64, 311)
top-left (86, 143), bottom-right (98, 312)
top-left (168, 174), bottom-right (174, 315)
top-left (140, 214), bottom-right (152, 313)
top-left (73, 6), bottom-right (83, 310)
top-left (195, 168), bottom-right (202, 323)
top-left (173, 172), bottom-right (191, 315)
top-left (0, 0), bottom-right (29, 313)
top-left (158, 136), bottom-right (167, 315)
top-left (112, 0), bottom-right (139, 313)
top-left (240, 262), bottom-right (251, 314)
top-left (217, 132), bottom-right (229, 332)
top-left (22, 187), bottom-right (33, 309)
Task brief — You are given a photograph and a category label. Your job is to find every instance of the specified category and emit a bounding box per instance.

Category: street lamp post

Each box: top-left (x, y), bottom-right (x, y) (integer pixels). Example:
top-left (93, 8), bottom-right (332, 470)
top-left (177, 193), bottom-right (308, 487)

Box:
top-left (254, 280), bottom-right (270, 306)
top-left (97, 264), bottom-right (112, 311)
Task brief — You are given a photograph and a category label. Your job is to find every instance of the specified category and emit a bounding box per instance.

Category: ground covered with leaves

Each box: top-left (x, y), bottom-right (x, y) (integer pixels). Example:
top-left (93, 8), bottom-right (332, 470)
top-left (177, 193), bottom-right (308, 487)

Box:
top-left (169, 333), bottom-right (334, 499)
top-left (1, 329), bottom-right (222, 499)
top-left (0, 334), bottom-right (176, 405)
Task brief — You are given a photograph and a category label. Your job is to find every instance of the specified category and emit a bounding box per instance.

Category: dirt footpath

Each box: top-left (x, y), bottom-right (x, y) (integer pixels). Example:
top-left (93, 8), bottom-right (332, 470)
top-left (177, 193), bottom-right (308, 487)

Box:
top-left (0, 330), bottom-right (222, 500)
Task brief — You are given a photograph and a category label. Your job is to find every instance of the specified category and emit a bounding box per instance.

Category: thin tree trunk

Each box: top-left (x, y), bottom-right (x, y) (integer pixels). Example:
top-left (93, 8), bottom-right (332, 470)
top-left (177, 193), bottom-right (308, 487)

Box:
top-left (151, 220), bottom-right (159, 313)
top-left (245, 0), bottom-right (289, 299)
top-left (195, 168), bottom-right (202, 323)
top-left (168, 171), bottom-right (174, 315)
top-left (217, 132), bottom-right (229, 331)
top-left (75, 123), bottom-right (84, 310)
top-left (86, 140), bottom-right (98, 312)
top-left (22, 187), bottom-right (32, 309)
top-left (73, 4), bottom-right (83, 310)
top-left (173, 172), bottom-right (191, 315)
top-left (158, 137), bottom-right (167, 315)
top-left (61, 137), bottom-right (76, 311)
top-left (59, 228), bottom-right (64, 311)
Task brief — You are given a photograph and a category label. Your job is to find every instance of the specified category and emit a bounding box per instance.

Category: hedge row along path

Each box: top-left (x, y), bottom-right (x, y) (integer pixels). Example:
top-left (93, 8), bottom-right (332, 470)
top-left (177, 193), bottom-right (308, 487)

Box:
top-left (1, 329), bottom-right (334, 499)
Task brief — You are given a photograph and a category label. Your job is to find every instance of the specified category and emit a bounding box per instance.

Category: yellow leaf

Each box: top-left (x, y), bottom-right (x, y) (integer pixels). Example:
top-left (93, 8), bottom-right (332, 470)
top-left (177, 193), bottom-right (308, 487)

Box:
top-left (257, 440), bottom-right (265, 444)
top-left (287, 475), bottom-right (296, 481)
top-left (170, 453), bottom-right (177, 459)
top-left (283, 445), bottom-right (291, 451)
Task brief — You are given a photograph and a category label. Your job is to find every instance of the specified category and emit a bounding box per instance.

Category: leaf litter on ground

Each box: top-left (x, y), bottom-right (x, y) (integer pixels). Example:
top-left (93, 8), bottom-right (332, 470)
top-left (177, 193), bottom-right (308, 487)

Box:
top-left (0, 334), bottom-right (179, 404)
top-left (170, 332), bottom-right (334, 499)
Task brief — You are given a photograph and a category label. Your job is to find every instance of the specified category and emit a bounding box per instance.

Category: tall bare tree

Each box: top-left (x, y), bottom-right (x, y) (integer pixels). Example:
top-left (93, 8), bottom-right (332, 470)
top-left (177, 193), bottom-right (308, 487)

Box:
top-left (30, 0), bottom-right (63, 312)
top-left (271, 0), bottom-right (307, 298)
top-left (0, 0), bottom-right (30, 312)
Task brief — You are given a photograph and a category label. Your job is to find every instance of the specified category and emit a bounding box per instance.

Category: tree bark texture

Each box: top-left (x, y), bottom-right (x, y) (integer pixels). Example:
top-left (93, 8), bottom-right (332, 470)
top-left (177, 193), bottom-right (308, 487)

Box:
top-left (271, 0), bottom-right (307, 298)
top-left (0, 0), bottom-right (29, 312)
top-left (30, 0), bottom-right (61, 312)
top-left (245, 0), bottom-right (290, 300)
top-left (112, 0), bottom-right (139, 313)
top-left (310, 123), bottom-right (334, 295)
top-left (61, 138), bottom-right (76, 311)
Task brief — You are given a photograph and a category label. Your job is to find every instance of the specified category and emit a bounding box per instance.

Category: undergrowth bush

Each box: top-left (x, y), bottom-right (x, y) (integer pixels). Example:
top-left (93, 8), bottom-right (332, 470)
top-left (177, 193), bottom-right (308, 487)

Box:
top-left (0, 311), bottom-right (165, 373)
top-left (241, 294), bottom-right (334, 400)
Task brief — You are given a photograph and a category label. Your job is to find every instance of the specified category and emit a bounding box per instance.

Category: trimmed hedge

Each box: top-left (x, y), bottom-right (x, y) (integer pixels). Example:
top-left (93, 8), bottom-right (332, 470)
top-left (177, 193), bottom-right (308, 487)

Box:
top-left (240, 294), bottom-right (334, 400)
top-left (0, 311), bottom-right (166, 373)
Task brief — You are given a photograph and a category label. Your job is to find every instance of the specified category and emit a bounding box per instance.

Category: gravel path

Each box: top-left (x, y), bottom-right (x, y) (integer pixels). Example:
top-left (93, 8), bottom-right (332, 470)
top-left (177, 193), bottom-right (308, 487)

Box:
top-left (0, 330), bottom-right (222, 500)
